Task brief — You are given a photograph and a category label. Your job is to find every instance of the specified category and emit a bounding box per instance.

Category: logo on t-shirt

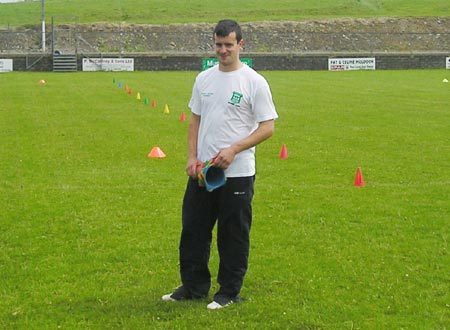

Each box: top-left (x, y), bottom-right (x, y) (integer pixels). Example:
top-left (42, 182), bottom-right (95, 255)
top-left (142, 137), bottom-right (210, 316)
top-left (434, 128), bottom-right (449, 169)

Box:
top-left (228, 91), bottom-right (243, 107)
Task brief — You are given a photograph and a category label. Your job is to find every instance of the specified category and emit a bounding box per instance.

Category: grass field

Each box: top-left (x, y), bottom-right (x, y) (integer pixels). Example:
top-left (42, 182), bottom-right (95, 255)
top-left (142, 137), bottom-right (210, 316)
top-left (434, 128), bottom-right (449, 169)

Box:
top-left (1, 0), bottom-right (450, 26)
top-left (1, 70), bottom-right (449, 329)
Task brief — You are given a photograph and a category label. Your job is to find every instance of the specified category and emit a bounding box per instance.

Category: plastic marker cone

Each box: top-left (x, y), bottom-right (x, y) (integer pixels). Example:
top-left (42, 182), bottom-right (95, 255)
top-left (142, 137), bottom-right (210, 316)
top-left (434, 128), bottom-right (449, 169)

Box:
top-left (144, 97), bottom-right (149, 105)
top-left (118, 82), bottom-right (123, 88)
top-left (163, 104), bottom-right (170, 114)
top-left (148, 147), bottom-right (166, 158)
top-left (151, 99), bottom-right (156, 108)
top-left (136, 92), bottom-right (141, 100)
top-left (443, 78), bottom-right (449, 83)
top-left (179, 112), bottom-right (186, 121)
top-left (128, 89), bottom-right (132, 95)
top-left (38, 79), bottom-right (46, 84)
top-left (113, 78), bottom-right (116, 83)
top-left (279, 144), bottom-right (288, 159)
top-left (354, 167), bottom-right (365, 187)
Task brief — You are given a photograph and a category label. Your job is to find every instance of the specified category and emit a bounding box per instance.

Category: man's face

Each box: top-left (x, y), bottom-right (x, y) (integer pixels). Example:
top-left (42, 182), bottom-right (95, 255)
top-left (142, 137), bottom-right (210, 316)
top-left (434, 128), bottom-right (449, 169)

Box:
top-left (214, 32), bottom-right (243, 71)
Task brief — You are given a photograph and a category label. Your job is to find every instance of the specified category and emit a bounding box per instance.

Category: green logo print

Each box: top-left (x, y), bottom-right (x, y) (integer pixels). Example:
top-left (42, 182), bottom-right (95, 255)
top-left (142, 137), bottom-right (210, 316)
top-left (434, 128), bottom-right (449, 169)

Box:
top-left (228, 91), bottom-right (243, 106)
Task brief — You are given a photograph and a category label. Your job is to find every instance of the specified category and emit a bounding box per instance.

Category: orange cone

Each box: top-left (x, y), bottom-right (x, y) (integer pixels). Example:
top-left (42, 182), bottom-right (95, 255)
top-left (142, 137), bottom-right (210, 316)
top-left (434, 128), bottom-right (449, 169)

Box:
top-left (148, 147), bottom-right (166, 158)
top-left (151, 99), bottom-right (156, 108)
top-left (354, 167), bottom-right (365, 187)
top-left (279, 144), bottom-right (288, 159)
top-left (179, 112), bottom-right (186, 121)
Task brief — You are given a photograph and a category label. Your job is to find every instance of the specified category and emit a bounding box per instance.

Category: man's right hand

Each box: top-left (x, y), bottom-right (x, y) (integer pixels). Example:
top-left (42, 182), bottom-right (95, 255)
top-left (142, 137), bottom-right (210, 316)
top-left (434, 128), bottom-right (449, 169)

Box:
top-left (186, 158), bottom-right (202, 178)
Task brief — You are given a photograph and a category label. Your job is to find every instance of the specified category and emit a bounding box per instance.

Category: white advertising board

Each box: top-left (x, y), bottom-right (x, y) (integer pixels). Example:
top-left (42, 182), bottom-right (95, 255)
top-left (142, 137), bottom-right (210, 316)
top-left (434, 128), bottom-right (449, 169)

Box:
top-left (0, 59), bottom-right (13, 72)
top-left (328, 57), bottom-right (376, 71)
top-left (82, 58), bottom-right (134, 71)
top-left (446, 57), bottom-right (450, 69)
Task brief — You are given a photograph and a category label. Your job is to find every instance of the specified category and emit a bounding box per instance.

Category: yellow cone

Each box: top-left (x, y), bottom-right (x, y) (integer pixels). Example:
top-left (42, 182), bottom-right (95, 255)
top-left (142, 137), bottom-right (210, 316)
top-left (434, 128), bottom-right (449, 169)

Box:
top-left (163, 104), bottom-right (170, 114)
top-left (136, 92), bottom-right (141, 100)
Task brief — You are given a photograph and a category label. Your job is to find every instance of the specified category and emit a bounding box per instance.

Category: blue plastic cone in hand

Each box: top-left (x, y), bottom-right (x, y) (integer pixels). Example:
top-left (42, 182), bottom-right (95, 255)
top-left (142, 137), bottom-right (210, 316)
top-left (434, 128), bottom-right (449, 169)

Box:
top-left (196, 158), bottom-right (226, 192)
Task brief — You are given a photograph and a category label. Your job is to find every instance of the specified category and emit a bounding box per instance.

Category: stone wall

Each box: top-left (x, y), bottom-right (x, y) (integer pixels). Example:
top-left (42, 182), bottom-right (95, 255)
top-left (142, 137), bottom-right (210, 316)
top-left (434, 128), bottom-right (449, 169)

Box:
top-left (2, 18), bottom-right (450, 54)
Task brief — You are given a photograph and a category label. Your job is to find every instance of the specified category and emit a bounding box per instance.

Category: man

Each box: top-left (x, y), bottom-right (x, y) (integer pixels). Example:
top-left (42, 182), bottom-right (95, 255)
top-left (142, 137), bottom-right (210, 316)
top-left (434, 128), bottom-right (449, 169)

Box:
top-left (162, 19), bottom-right (278, 310)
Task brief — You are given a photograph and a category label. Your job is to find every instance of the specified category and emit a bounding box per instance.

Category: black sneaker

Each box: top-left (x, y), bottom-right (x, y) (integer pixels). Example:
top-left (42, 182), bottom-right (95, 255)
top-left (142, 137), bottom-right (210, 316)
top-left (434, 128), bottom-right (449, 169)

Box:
top-left (206, 295), bottom-right (244, 310)
top-left (161, 286), bottom-right (192, 302)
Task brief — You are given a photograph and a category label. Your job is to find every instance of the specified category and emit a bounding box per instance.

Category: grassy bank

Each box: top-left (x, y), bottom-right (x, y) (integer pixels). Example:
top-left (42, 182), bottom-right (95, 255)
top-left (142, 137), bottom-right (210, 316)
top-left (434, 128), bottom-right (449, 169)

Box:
top-left (1, 0), bottom-right (450, 27)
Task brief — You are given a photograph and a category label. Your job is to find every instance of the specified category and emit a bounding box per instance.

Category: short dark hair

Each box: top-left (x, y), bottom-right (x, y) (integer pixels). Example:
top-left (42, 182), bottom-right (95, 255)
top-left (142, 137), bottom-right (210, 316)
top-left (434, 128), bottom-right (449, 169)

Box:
top-left (214, 19), bottom-right (242, 42)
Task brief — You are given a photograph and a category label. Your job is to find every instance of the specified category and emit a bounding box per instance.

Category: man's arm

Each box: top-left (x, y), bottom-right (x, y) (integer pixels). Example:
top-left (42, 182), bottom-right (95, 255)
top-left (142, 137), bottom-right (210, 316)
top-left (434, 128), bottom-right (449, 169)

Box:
top-left (213, 119), bottom-right (275, 169)
top-left (186, 113), bottom-right (201, 178)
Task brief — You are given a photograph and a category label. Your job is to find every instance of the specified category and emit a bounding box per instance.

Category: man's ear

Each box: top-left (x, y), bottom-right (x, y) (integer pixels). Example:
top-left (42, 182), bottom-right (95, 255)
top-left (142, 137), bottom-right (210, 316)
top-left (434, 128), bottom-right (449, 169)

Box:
top-left (239, 39), bottom-right (245, 50)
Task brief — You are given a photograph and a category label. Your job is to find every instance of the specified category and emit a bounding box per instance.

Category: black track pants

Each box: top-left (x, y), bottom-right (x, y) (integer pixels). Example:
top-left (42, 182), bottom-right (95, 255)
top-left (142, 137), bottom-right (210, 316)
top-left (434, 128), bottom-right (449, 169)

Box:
top-left (179, 176), bottom-right (255, 298)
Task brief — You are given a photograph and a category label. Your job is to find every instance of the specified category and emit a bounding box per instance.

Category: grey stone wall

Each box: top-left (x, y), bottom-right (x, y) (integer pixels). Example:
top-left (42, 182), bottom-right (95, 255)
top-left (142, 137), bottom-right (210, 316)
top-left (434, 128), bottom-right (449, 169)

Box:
top-left (374, 53), bottom-right (448, 70)
top-left (2, 18), bottom-right (449, 55)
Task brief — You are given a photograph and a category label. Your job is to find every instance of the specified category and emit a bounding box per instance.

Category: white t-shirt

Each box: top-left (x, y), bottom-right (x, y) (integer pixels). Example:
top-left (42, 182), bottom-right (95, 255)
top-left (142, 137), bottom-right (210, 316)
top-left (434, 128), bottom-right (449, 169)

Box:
top-left (188, 64), bottom-right (278, 177)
